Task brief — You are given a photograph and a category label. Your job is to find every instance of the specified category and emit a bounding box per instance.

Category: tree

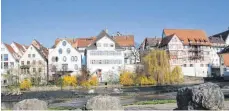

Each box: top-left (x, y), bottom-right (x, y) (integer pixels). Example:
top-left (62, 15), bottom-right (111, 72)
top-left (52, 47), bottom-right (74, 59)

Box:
top-left (143, 50), bottom-right (171, 85)
top-left (78, 66), bottom-right (90, 85)
top-left (171, 66), bottom-right (184, 84)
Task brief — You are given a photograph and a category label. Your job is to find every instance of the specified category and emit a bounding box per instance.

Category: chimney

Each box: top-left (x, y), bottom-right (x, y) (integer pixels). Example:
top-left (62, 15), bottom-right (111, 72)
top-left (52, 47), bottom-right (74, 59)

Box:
top-left (105, 29), bottom-right (108, 33)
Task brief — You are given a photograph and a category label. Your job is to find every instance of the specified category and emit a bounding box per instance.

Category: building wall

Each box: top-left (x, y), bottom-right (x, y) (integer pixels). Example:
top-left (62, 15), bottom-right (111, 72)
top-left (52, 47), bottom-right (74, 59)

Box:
top-left (1, 43), bottom-right (19, 85)
top-left (225, 34), bottom-right (229, 45)
top-left (87, 36), bottom-right (124, 82)
top-left (19, 45), bottom-right (47, 83)
top-left (48, 40), bottom-right (81, 77)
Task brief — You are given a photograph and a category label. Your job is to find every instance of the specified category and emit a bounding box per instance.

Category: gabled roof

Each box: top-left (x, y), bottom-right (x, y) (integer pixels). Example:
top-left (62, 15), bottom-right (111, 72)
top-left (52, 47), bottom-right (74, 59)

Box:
top-left (87, 30), bottom-right (123, 50)
top-left (163, 29), bottom-right (211, 46)
top-left (211, 29), bottom-right (229, 41)
top-left (54, 38), bottom-right (77, 48)
top-left (29, 44), bottom-right (48, 61)
top-left (4, 43), bottom-right (19, 60)
top-left (113, 35), bottom-right (135, 47)
top-left (75, 37), bottom-right (96, 48)
top-left (209, 36), bottom-right (225, 44)
top-left (31, 40), bottom-right (49, 59)
top-left (13, 41), bottom-right (26, 52)
top-left (160, 34), bottom-right (175, 47)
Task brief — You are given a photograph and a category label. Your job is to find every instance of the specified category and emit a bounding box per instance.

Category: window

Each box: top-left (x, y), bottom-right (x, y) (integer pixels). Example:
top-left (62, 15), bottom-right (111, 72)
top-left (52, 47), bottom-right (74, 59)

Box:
top-left (62, 41), bottom-right (67, 46)
top-left (38, 60), bottom-right (42, 65)
top-left (183, 64), bottom-right (186, 67)
top-left (74, 56), bottom-right (78, 61)
top-left (59, 48), bottom-right (62, 54)
top-left (1, 48), bottom-right (5, 51)
top-left (74, 64), bottom-right (78, 70)
top-left (32, 60), bottom-right (36, 65)
top-left (33, 68), bottom-right (36, 72)
top-left (28, 54), bottom-right (31, 58)
top-left (27, 61), bottom-right (30, 65)
top-left (32, 54), bottom-right (35, 58)
top-left (125, 59), bottom-right (127, 63)
top-left (4, 54), bottom-right (8, 61)
top-left (55, 57), bottom-right (59, 62)
top-left (4, 62), bottom-right (8, 69)
top-left (71, 56), bottom-right (74, 61)
top-left (39, 68), bottom-right (42, 72)
top-left (10, 62), bottom-right (14, 67)
top-left (67, 48), bottom-right (71, 54)
top-left (52, 57), bottom-right (56, 62)
top-left (27, 69), bottom-right (29, 74)
top-left (190, 64), bottom-right (193, 67)
top-left (206, 64), bottom-right (209, 67)
top-left (110, 44), bottom-right (114, 47)
top-left (62, 64), bottom-right (68, 71)
top-left (63, 56), bottom-right (67, 62)
top-left (21, 61), bottom-right (24, 65)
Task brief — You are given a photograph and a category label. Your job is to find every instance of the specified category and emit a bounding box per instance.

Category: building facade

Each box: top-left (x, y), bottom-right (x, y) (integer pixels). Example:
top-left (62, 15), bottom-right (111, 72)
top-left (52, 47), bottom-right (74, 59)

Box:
top-left (19, 44), bottom-right (48, 84)
top-left (48, 39), bottom-right (81, 79)
top-left (86, 30), bottom-right (124, 82)
top-left (160, 29), bottom-right (211, 77)
top-left (1, 43), bottom-right (20, 85)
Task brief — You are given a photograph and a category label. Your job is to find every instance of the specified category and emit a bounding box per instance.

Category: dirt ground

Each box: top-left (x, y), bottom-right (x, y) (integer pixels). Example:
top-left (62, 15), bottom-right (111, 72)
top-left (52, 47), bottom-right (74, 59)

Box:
top-left (124, 101), bottom-right (229, 110)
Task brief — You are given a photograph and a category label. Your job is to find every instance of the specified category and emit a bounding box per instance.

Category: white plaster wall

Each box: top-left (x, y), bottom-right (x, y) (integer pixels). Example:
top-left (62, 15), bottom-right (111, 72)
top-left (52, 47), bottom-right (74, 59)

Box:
top-left (48, 40), bottom-right (82, 76)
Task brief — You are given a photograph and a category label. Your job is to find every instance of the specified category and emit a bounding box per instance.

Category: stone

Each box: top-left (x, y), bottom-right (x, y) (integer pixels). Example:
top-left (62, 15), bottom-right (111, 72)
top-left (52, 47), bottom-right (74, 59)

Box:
top-left (88, 89), bottom-right (95, 94)
top-left (113, 88), bottom-right (123, 94)
top-left (86, 95), bottom-right (124, 110)
top-left (176, 82), bottom-right (224, 110)
top-left (13, 98), bottom-right (48, 110)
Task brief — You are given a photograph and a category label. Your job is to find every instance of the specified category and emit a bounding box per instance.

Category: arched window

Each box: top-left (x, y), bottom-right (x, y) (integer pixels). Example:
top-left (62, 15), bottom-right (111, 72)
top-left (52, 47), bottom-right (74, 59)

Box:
top-left (59, 48), bottom-right (62, 54)
top-left (74, 56), bottom-right (78, 61)
top-left (55, 57), bottom-right (59, 62)
top-left (62, 41), bottom-right (67, 46)
top-left (63, 56), bottom-right (67, 62)
top-left (67, 48), bottom-right (71, 54)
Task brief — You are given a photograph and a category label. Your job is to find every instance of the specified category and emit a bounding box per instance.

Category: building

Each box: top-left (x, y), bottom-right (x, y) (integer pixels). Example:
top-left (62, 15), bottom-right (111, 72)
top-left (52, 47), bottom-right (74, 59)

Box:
top-left (139, 37), bottom-right (161, 62)
top-left (48, 39), bottom-right (82, 80)
top-left (1, 43), bottom-right (20, 85)
top-left (160, 29), bottom-right (211, 77)
top-left (10, 42), bottom-right (27, 57)
top-left (86, 30), bottom-right (124, 82)
top-left (208, 36), bottom-right (227, 77)
top-left (211, 28), bottom-right (229, 45)
top-left (19, 40), bottom-right (48, 84)
top-left (219, 46), bottom-right (229, 80)
top-left (113, 32), bottom-right (140, 64)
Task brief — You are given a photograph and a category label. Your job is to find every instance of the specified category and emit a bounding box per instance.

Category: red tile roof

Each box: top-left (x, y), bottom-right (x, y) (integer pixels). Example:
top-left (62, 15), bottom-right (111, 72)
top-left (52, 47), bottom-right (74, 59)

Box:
top-left (75, 37), bottom-right (96, 48)
top-left (163, 29), bottom-right (211, 46)
top-left (13, 42), bottom-right (26, 52)
top-left (4, 43), bottom-right (19, 60)
top-left (113, 35), bottom-right (135, 47)
top-left (222, 53), bottom-right (229, 67)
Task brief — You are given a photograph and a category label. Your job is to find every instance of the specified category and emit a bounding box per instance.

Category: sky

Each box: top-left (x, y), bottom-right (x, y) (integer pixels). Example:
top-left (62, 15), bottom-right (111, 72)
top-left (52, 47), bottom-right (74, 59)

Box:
top-left (2, 0), bottom-right (229, 48)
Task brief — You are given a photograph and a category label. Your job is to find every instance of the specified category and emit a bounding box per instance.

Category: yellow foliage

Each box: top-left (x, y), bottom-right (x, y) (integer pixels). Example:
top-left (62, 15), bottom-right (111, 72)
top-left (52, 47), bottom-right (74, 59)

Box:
top-left (63, 75), bottom-right (77, 87)
top-left (136, 75), bottom-right (156, 86)
top-left (171, 66), bottom-right (184, 84)
top-left (80, 81), bottom-right (91, 88)
top-left (119, 71), bottom-right (134, 86)
top-left (20, 79), bottom-right (32, 90)
top-left (89, 76), bottom-right (98, 86)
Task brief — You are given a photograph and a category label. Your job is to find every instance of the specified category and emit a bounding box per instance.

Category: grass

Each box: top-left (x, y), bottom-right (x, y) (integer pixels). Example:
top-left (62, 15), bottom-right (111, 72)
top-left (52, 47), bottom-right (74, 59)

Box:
top-left (48, 106), bottom-right (78, 110)
top-left (130, 100), bottom-right (176, 105)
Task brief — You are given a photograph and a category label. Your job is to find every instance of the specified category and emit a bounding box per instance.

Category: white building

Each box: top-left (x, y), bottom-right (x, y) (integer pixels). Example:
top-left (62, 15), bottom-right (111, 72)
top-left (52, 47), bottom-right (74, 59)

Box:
top-left (10, 42), bottom-right (27, 57)
top-left (48, 39), bottom-right (81, 79)
top-left (86, 30), bottom-right (125, 82)
top-left (19, 44), bottom-right (48, 84)
top-left (1, 43), bottom-right (20, 85)
top-left (208, 37), bottom-right (227, 77)
top-left (160, 29), bottom-right (212, 77)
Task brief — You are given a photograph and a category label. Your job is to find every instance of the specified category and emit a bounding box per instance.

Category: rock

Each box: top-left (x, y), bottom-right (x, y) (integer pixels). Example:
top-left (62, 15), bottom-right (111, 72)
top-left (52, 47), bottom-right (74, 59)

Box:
top-left (176, 82), bottom-right (224, 110)
top-left (88, 89), bottom-right (95, 94)
top-left (13, 98), bottom-right (48, 110)
top-left (86, 95), bottom-right (124, 110)
top-left (113, 88), bottom-right (123, 94)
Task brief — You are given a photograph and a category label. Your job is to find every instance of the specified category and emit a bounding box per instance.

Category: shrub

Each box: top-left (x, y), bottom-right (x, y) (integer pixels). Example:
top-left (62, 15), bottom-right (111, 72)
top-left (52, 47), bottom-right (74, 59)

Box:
top-left (119, 71), bottom-right (134, 86)
top-left (20, 79), bottom-right (32, 90)
top-left (80, 80), bottom-right (91, 89)
top-left (89, 76), bottom-right (98, 86)
top-left (171, 66), bottom-right (184, 84)
top-left (135, 75), bottom-right (156, 86)
top-left (63, 75), bottom-right (77, 87)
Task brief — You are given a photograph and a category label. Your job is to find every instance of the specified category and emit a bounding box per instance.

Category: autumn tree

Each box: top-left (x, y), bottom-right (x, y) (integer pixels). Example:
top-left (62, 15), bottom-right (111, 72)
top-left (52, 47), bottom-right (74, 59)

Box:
top-left (171, 66), bottom-right (184, 84)
top-left (143, 50), bottom-right (171, 85)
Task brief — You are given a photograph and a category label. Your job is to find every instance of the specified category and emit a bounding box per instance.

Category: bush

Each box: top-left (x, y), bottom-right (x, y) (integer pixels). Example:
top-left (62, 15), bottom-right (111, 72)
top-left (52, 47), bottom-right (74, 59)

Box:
top-left (135, 75), bottom-right (156, 86)
top-left (171, 66), bottom-right (184, 84)
top-left (80, 81), bottom-right (91, 89)
top-left (20, 79), bottom-right (32, 90)
top-left (89, 76), bottom-right (98, 86)
top-left (63, 75), bottom-right (77, 87)
top-left (119, 71), bottom-right (134, 86)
